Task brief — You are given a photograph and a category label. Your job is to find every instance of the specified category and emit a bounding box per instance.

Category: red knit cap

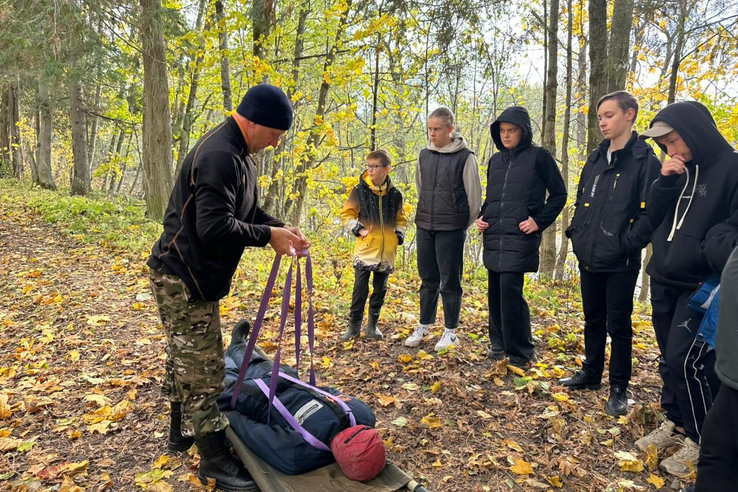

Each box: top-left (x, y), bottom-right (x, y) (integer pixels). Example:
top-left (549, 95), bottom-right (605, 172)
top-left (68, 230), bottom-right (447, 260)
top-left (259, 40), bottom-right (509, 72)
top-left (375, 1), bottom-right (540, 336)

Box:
top-left (330, 425), bottom-right (386, 482)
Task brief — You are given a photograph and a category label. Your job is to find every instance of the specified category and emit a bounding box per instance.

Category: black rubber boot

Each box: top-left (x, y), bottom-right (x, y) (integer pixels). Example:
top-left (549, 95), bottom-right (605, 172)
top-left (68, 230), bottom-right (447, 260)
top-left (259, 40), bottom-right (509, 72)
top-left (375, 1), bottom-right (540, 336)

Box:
top-left (364, 313), bottom-right (383, 340)
top-left (559, 370), bottom-right (602, 390)
top-left (339, 319), bottom-right (362, 342)
top-left (606, 386), bottom-right (628, 417)
top-left (167, 402), bottom-right (195, 453)
top-left (197, 430), bottom-right (259, 491)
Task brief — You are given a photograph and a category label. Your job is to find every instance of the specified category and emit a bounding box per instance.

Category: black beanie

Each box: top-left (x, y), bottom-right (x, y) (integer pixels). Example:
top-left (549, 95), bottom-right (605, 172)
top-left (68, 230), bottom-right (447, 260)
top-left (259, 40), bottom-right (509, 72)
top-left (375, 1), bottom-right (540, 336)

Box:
top-left (236, 84), bottom-right (293, 131)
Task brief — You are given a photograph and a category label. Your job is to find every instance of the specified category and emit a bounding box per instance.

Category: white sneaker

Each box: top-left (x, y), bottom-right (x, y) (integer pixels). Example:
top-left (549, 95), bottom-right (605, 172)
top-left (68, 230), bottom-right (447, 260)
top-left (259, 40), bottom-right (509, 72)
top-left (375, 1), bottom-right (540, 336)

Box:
top-left (434, 329), bottom-right (459, 352)
top-left (404, 325), bottom-right (430, 347)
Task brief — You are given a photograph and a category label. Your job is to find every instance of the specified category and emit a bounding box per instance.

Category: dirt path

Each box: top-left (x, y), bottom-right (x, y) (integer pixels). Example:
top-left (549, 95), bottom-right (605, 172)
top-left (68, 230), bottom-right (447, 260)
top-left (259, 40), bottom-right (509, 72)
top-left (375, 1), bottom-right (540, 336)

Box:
top-left (0, 202), bottom-right (680, 492)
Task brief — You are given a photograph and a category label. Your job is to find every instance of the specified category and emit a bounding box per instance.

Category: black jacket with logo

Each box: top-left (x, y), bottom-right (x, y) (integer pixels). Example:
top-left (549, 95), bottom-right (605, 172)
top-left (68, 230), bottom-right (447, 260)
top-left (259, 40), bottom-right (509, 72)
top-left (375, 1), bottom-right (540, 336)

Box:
top-left (147, 117), bottom-right (283, 301)
top-left (480, 106), bottom-right (567, 273)
top-left (646, 101), bottom-right (738, 289)
top-left (566, 132), bottom-right (661, 272)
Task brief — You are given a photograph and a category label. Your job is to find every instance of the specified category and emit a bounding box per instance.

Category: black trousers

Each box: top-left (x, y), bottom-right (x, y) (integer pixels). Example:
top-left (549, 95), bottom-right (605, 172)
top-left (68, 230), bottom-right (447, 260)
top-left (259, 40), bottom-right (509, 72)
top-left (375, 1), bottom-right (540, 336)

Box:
top-left (651, 280), bottom-right (720, 442)
top-left (417, 228), bottom-right (465, 329)
top-left (349, 268), bottom-right (389, 322)
top-left (580, 269), bottom-right (640, 388)
top-left (695, 384), bottom-right (738, 491)
top-left (487, 271), bottom-right (534, 364)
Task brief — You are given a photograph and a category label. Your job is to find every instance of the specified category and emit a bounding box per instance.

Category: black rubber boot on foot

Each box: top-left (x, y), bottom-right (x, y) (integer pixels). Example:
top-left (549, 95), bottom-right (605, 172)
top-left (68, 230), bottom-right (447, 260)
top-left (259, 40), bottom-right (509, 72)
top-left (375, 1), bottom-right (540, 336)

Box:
top-left (197, 430), bottom-right (259, 492)
top-left (364, 313), bottom-right (383, 340)
top-left (167, 402), bottom-right (195, 453)
top-left (606, 386), bottom-right (628, 417)
top-left (340, 319), bottom-right (362, 342)
top-left (559, 370), bottom-right (602, 390)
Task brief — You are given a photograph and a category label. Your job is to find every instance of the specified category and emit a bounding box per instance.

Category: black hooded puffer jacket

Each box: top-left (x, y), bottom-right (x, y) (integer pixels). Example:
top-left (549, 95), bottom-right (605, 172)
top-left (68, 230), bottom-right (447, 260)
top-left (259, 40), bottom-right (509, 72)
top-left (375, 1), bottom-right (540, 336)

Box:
top-left (480, 106), bottom-right (567, 273)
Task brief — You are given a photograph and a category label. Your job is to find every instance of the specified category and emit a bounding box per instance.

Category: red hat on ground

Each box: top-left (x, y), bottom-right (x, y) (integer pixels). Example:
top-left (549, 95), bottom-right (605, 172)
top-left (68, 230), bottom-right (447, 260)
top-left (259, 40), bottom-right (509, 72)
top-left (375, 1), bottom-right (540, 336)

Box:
top-left (331, 425), bottom-right (387, 482)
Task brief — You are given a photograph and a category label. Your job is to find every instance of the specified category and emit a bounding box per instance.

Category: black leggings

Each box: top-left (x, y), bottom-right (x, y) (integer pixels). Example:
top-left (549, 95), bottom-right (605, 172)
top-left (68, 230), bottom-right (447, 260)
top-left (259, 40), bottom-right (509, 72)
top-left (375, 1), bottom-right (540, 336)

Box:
top-left (695, 384), bottom-right (738, 491)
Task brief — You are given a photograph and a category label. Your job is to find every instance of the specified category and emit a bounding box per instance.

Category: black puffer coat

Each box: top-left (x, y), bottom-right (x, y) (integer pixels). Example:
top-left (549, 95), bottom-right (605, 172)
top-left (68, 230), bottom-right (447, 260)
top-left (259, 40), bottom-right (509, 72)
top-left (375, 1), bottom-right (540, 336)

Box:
top-left (480, 107), bottom-right (567, 273)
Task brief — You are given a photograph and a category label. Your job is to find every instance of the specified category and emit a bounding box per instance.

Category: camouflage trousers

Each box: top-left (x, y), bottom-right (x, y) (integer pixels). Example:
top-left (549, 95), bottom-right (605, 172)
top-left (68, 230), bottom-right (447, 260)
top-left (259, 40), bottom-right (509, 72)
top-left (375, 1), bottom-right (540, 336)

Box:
top-left (149, 268), bottom-right (230, 438)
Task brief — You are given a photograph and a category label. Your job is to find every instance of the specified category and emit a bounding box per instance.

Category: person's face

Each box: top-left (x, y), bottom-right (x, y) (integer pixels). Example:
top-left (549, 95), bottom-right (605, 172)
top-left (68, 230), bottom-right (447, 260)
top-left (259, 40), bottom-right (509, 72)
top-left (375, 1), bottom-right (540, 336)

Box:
top-left (248, 122), bottom-right (286, 153)
top-left (598, 99), bottom-right (635, 139)
top-left (499, 122), bottom-right (522, 149)
top-left (656, 130), bottom-right (693, 162)
top-left (366, 158), bottom-right (390, 186)
top-left (427, 117), bottom-right (453, 147)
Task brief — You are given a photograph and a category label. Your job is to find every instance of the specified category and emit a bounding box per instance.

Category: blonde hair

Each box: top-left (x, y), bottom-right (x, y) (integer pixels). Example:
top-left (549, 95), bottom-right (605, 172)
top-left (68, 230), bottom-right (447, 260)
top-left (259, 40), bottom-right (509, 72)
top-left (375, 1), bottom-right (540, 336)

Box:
top-left (429, 107), bottom-right (455, 128)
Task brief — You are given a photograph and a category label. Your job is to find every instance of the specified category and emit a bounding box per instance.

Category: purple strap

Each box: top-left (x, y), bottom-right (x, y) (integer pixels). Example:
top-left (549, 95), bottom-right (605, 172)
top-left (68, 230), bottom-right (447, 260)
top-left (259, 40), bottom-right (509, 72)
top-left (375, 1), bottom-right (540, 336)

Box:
top-left (305, 254), bottom-right (316, 386)
top-left (253, 378), bottom-right (331, 451)
top-left (294, 261), bottom-right (302, 376)
top-left (277, 371), bottom-right (356, 427)
top-left (230, 251), bottom-right (317, 408)
top-left (266, 256), bottom-right (294, 422)
top-left (230, 255), bottom-right (282, 409)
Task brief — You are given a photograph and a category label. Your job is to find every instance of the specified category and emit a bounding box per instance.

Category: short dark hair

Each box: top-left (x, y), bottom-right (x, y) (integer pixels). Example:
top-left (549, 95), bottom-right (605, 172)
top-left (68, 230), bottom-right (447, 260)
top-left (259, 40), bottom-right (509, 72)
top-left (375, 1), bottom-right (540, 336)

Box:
top-left (597, 90), bottom-right (639, 120)
top-left (367, 149), bottom-right (391, 167)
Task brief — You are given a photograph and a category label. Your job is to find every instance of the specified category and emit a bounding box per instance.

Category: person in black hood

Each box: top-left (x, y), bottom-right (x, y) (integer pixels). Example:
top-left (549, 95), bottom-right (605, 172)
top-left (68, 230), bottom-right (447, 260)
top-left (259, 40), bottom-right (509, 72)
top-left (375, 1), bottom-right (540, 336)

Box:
top-left (635, 101), bottom-right (738, 478)
top-left (147, 84), bottom-right (310, 491)
top-left (693, 243), bottom-right (738, 491)
top-left (475, 106), bottom-right (566, 368)
top-left (559, 91), bottom-right (661, 417)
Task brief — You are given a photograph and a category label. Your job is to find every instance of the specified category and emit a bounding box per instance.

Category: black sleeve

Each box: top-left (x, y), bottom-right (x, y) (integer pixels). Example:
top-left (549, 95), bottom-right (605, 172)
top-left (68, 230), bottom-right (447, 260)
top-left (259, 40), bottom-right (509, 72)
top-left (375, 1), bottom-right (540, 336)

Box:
top-left (647, 172), bottom-right (684, 231)
top-left (252, 206), bottom-right (285, 227)
top-left (626, 152), bottom-right (662, 252)
top-left (565, 156), bottom-right (593, 238)
top-left (533, 148), bottom-right (567, 232)
top-left (705, 178), bottom-right (738, 273)
top-left (479, 157), bottom-right (492, 219)
top-left (193, 151), bottom-right (273, 247)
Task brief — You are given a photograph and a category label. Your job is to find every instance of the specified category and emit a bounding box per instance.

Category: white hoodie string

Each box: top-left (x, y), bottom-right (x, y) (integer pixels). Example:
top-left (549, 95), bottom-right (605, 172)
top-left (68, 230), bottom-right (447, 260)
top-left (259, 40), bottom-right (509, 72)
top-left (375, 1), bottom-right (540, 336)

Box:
top-left (667, 165), bottom-right (699, 242)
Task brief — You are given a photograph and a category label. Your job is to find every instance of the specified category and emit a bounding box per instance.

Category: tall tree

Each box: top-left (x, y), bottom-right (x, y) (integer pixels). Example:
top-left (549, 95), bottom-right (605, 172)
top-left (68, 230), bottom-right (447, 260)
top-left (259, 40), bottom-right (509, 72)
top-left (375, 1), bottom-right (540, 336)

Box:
top-left (607, 0), bottom-right (635, 90)
top-left (555, 0), bottom-right (574, 280)
top-left (214, 0), bottom-right (233, 111)
top-left (140, 0), bottom-right (174, 220)
top-left (539, 0), bottom-right (560, 276)
top-left (69, 71), bottom-right (90, 195)
top-left (585, 0), bottom-right (608, 155)
top-left (35, 69), bottom-right (56, 190)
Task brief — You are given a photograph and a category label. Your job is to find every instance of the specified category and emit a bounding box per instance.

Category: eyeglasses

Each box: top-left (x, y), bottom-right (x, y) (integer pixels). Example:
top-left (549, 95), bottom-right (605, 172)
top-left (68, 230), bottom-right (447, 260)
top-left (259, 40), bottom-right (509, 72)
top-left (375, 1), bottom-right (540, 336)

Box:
top-left (366, 165), bottom-right (386, 170)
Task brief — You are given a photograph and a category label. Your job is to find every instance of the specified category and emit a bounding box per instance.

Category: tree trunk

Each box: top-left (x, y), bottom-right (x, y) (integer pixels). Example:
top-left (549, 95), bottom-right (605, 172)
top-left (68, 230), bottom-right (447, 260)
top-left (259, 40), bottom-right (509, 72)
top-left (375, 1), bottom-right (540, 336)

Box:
top-left (116, 133), bottom-right (134, 194)
top-left (175, 0), bottom-right (208, 177)
top-left (36, 69), bottom-right (56, 190)
top-left (69, 74), bottom-right (90, 195)
top-left (370, 35), bottom-right (381, 151)
top-left (287, 0), bottom-right (353, 225)
top-left (87, 83), bottom-right (102, 169)
top-left (607, 0), bottom-right (634, 91)
top-left (0, 86), bottom-right (9, 175)
top-left (9, 82), bottom-right (22, 178)
top-left (214, 0), bottom-right (233, 112)
top-left (639, 245), bottom-right (653, 301)
top-left (252, 0), bottom-right (275, 63)
top-left (109, 129), bottom-right (126, 195)
top-left (586, 0), bottom-right (608, 155)
top-left (540, 0), bottom-right (560, 276)
top-left (667, 0), bottom-right (687, 105)
top-left (555, 0), bottom-right (574, 280)
top-left (140, 0), bottom-right (174, 221)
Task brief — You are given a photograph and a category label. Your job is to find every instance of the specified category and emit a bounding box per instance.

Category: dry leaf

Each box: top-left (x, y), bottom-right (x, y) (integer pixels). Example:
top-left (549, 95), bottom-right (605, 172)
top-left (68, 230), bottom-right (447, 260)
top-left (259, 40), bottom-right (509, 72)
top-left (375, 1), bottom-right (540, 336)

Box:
top-left (0, 437), bottom-right (21, 452)
top-left (503, 439), bottom-right (523, 452)
top-left (431, 382), bottom-right (441, 394)
top-left (401, 383), bottom-right (419, 391)
top-left (153, 455), bottom-right (170, 469)
top-left (646, 474), bottom-right (664, 489)
top-left (510, 458), bottom-right (534, 475)
top-left (420, 414), bottom-right (442, 429)
top-left (477, 410), bottom-right (493, 419)
top-left (615, 451), bottom-right (645, 472)
top-left (417, 350), bottom-right (433, 360)
top-left (398, 354), bottom-right (413, 364)
top-left (375, 394), bottom-right (397, 407)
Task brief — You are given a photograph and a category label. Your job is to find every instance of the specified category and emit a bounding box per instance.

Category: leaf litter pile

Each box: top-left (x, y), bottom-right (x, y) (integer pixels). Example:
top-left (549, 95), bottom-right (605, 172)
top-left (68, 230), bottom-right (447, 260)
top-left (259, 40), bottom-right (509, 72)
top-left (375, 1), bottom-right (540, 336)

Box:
top-left (0, 194), bottom-right (695, 492)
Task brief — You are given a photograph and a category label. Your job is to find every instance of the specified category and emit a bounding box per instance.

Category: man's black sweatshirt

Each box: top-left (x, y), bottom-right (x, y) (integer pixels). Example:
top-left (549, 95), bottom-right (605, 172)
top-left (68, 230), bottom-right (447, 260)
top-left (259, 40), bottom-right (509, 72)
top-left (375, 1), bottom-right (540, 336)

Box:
top-left (147, 117), bottom-right (283, 301)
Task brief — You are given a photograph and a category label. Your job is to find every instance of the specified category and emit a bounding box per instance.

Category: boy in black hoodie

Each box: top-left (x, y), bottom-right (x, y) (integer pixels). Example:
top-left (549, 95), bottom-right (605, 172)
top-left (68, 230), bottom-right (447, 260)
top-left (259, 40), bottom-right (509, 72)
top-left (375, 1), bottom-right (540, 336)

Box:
top-left (635, 101), bottom-right (738, 478)
top-left (560, 91), bottom-right (661, 417)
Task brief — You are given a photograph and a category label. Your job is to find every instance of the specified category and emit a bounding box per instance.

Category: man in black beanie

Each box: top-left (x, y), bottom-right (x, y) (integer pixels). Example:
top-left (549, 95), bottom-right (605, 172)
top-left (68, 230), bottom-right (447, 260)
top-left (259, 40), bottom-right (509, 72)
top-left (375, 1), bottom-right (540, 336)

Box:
top-left (147, 84), bottom-right (309, 491)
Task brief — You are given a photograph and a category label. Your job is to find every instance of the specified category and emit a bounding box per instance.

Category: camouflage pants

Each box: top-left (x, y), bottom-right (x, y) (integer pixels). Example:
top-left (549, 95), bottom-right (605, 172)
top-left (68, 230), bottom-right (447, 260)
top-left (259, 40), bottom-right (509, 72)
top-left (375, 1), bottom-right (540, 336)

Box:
top-left (149, 268), bottom-right (230, 438)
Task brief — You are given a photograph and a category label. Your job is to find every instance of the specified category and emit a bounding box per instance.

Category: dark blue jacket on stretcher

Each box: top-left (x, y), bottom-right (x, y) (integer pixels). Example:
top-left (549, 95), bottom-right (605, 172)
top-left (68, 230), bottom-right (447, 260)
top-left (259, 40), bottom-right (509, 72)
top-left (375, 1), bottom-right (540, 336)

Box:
top-left (217, 339), bottom-right (376, 475)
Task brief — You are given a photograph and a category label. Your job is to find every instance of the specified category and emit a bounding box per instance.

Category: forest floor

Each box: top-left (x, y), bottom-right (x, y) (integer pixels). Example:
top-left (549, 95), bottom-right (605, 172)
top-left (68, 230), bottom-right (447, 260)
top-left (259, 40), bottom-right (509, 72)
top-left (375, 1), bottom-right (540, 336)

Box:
top-left (0, 180), bottom-right (694, 492)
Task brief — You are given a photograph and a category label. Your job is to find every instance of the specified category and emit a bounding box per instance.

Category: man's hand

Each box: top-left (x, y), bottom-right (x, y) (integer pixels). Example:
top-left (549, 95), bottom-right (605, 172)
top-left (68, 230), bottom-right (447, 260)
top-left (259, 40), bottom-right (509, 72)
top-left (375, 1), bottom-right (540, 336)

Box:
top-left (284, 226), bottom-right (311, 254)
top-left (269, 227), bottom-right (303, 256)
top-left (519, 216), bottom-right (539, 235)
top-left (475, 217), bottom-right (489, 232)
top-left (359, 228), bottom-right (369, 237)
top-left (661, 155), bottom-right (687, 176)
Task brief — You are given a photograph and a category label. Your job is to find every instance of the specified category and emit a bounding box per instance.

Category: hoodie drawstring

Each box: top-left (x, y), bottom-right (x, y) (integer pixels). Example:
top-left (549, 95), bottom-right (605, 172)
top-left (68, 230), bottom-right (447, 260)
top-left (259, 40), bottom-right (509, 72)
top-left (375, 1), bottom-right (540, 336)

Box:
top-left (667, 165), bottom-right (699, 242)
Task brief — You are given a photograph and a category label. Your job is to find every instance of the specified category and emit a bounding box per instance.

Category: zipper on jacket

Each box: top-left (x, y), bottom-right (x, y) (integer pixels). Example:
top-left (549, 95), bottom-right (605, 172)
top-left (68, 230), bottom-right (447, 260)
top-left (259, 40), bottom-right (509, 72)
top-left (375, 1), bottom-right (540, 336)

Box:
top-left (379, 183), bottom-right (385, 262)
top-left (498, 152), bottom-right (513, 270)
top-left (609, 173), bottom-right (621, 201)
top-left (430, 153), bottom-right (440, 229)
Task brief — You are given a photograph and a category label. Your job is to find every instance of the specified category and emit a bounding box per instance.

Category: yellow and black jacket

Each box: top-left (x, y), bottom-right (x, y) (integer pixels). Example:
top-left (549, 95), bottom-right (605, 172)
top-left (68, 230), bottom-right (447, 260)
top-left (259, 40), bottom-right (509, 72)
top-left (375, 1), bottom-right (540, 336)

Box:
top-left (340, 171), bottom-right (408, 273)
